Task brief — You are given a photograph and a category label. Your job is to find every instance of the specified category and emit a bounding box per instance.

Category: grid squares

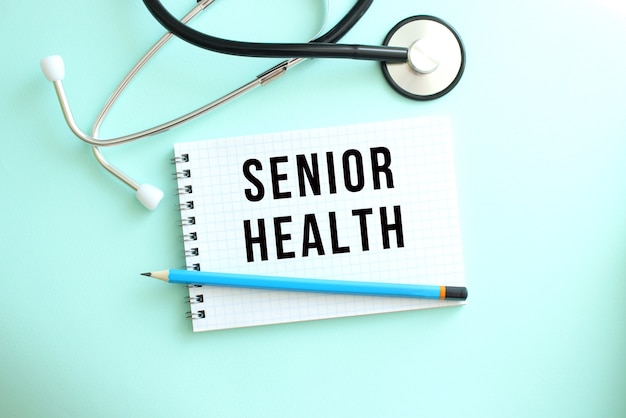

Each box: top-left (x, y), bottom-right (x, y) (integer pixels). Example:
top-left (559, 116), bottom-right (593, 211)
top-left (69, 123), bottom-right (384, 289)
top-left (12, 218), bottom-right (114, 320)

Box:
top-left (175, 116), bottom-right (466, 332)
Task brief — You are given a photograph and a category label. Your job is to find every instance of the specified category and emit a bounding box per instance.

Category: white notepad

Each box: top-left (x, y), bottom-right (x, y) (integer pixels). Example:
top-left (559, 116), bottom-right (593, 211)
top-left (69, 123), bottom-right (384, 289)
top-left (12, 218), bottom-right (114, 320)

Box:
top-left (173, 116), bottom-right (466, 332)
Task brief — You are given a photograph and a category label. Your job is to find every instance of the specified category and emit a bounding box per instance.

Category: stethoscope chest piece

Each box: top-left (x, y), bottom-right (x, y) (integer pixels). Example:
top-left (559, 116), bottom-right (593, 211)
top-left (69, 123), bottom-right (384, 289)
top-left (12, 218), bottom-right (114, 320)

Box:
top-left (382, 16), bottom-right (465, 100)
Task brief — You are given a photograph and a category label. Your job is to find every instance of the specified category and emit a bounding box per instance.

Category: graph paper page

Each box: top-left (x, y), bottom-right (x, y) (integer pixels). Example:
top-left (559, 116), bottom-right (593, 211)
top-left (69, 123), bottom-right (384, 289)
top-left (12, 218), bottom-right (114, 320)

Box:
top-left (174, 116), bottom-right (465, 332)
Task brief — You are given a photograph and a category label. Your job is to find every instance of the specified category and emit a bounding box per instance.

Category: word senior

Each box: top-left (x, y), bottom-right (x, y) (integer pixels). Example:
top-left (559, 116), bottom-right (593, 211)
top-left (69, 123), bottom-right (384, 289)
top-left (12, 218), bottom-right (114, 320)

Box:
top-left (243, 147), bottom-right (394, 201)
top-left (241, 147), bottom-right (405, 262)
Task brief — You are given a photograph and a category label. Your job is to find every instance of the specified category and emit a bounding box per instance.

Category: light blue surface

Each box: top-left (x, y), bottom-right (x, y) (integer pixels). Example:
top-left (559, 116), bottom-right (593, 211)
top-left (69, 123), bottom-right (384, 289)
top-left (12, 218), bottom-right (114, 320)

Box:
top-left (1, 0), bottom-right (625, 417)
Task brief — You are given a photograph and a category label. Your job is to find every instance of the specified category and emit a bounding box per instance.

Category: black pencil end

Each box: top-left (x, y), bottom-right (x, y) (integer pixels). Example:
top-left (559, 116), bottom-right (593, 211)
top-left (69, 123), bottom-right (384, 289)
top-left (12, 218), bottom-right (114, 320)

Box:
top-left (445, 286), bottom-right (468, 300)
top-left (141, 272), bottom-right (152, 277)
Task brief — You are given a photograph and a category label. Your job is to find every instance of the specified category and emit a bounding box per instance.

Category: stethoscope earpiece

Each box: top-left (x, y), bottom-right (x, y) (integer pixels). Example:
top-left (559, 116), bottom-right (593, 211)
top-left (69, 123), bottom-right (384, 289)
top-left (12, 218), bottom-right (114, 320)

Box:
top-left (381, 16), bottom-right (465, 100)
top-left (136, 184), bottom-right (165, 211)
top-left (40, 55), bottom-right (65, 82)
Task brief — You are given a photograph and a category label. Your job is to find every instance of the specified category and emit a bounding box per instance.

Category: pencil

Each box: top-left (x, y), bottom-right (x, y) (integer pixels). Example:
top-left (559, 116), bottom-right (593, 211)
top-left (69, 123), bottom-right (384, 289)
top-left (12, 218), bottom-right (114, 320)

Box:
top-left (141, 269), bottom-right (468, 300)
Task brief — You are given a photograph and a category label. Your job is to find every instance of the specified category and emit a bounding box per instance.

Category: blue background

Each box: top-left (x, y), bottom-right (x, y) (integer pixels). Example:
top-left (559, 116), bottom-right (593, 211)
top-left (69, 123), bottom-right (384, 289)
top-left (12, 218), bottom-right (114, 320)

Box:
top-left (1, 0), bottom-right (625, 416)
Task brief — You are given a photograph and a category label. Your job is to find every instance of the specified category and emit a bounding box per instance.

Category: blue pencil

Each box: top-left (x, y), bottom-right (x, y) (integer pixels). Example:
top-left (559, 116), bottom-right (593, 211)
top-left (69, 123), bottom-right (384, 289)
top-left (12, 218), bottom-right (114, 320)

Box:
top-left (141, 269), bottom-right (467, 300)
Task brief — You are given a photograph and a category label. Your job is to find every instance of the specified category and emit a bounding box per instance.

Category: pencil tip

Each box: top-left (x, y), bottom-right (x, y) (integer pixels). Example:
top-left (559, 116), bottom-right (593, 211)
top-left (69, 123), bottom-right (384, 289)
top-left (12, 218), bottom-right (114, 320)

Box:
top-left (141, 272), bottom-right (152, 277)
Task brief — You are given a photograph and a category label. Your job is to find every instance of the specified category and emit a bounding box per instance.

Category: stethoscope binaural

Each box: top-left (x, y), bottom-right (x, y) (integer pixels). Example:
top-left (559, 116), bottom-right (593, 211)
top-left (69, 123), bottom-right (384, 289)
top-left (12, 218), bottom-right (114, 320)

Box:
top-left (40, 0), bottom-right (465, 211)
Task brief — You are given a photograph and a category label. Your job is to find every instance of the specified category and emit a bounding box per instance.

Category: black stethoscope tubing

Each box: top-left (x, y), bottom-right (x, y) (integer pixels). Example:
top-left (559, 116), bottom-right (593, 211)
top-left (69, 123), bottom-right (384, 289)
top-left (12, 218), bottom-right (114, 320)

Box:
top-left (142, 0), bottom-right (409, 62)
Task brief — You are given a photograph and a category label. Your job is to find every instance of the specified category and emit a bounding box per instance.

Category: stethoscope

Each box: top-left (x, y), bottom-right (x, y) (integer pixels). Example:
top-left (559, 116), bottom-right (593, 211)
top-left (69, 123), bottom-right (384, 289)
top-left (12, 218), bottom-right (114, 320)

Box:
top-left (40, 0), bottom-right (465, 210)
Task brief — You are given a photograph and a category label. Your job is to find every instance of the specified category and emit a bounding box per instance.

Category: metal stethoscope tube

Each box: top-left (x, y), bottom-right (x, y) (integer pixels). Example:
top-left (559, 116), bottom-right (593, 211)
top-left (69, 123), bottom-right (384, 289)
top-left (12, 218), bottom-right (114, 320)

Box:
top-left (44, 0), bottom-right (305, 209)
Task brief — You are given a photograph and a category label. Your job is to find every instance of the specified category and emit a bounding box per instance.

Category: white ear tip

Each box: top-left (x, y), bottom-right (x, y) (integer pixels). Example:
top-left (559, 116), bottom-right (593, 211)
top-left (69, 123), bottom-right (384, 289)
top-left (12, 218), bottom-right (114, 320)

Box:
top-left (136, 184), bottom-right (164, 211)
top-left (40, 55), bottom-right (65, 81)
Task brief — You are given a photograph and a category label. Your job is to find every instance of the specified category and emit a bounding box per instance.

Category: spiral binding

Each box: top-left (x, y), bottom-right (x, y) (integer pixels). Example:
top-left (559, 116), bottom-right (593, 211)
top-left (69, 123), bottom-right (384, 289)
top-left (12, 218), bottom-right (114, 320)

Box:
top-left (174, 169), bottom-right (191, 180)
top-left (187, 263), bottom-right (201, 271)
top-left (184, 294), bottom-right (204, 304)
top-left (171, 153), bottom-right (189, 164)
top-left (183, 232), bottom-right (197, 241)
top-left (184, 248), bottom-right (199, 257)
top-left (180, 217), bottom-right (196, 226)
top-left (177, 185), bottom-right (193, 195)
top-left (173, 152), bottom-right (204, 322)
top-left (179, 201), bottom-right (194, 210)
top-left (186, 311), bottom-right (206, 319)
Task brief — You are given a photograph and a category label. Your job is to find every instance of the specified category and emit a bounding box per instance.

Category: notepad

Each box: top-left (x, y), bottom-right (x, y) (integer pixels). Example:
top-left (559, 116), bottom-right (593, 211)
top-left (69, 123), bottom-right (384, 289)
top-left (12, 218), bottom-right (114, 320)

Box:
top-left (173, 116), bottom-right (465, 332)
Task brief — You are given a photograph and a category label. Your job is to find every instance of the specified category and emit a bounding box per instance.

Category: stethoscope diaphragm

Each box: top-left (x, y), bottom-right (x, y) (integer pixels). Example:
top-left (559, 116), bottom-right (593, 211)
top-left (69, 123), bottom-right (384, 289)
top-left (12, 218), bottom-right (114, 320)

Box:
top-left (381, 15), bottom-right (465, 100)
